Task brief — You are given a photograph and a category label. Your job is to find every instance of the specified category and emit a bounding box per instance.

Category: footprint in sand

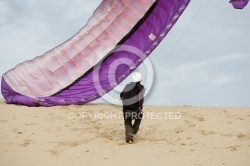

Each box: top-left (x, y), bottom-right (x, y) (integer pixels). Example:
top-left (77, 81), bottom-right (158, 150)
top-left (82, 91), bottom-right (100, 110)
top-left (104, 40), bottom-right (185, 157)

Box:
top-left (0, 120), bottom-right (7, 123)
top-left (24, 123), bottom-right (37, 126)
top-left (197, 117), bottom-right (205, 122)
top-left (61, 141), bottom-right (81, 147)
top-left (192, 116), bottom-right (205, 122)
top-left (184, 120), bottom-right (195, 127)
top-left (64, 124), bottom-right (71, 128)
top-left (48, 150), bottom-right (59, 157)
top-left (20, 139), bottom-right (32, 147)
top-left (71, 128), bottom-right (83, 132)
top-left (198, 130), bottom-right (215, 135)
top-left (227, 145), bottom-right (240, 151)
top-left (226, 121), bottom-right (232, 124)
top-left (173, 127), bottom-right (184, 133)
top-left (237, 133), bottom-right (247, 139)
top-left (13, 129), bottom-right (23, 134)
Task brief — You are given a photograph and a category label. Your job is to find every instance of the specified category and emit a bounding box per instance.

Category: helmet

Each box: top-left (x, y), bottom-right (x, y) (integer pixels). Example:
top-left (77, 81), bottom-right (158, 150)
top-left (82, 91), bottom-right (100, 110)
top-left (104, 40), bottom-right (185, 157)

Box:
top-left (132, 72), bottom-right (142, 82)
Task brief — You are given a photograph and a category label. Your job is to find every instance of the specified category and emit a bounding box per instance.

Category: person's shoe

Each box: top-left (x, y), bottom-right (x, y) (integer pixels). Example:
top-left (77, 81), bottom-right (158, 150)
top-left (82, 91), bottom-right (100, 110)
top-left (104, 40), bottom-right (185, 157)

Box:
top-left (126, 139), bottom-right (133, 144)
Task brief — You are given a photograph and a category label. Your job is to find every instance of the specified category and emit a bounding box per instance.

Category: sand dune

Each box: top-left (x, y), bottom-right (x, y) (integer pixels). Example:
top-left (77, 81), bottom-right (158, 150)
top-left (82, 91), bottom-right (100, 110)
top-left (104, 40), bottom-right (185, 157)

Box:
top-left (0, 99), bottom-right (249, 166)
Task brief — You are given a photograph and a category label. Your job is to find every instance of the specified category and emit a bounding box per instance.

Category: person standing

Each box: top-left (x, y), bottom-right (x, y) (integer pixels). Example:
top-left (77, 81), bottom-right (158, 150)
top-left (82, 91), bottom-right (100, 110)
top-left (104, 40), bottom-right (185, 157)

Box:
top-left (120, 72), bottom-right (145, 144)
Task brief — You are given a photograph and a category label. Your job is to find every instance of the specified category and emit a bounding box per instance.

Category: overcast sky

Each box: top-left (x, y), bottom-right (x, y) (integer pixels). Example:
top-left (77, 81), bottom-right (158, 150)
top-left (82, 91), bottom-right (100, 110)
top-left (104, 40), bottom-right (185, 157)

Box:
top-left (0, 0), bottom-right (249, 107)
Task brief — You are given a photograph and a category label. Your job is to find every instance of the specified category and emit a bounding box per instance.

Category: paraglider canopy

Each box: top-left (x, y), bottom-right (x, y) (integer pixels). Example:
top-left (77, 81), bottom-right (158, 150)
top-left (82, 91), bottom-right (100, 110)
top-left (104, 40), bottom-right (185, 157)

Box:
top-left (1, 0), bottom-right (249, 107)
top-left (230, 0), bottom-right (249, 9)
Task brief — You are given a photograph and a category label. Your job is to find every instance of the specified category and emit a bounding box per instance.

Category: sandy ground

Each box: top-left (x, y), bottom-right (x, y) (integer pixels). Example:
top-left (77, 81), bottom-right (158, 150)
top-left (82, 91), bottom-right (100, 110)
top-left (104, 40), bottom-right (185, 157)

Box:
top-left (0, 99), bottom-right (250, 166)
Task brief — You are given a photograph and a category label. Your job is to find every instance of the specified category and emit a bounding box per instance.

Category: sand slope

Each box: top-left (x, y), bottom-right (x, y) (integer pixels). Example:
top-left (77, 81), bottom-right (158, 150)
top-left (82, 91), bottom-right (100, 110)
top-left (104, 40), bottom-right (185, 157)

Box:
top-left (0, 99), bottom-right (250, 166)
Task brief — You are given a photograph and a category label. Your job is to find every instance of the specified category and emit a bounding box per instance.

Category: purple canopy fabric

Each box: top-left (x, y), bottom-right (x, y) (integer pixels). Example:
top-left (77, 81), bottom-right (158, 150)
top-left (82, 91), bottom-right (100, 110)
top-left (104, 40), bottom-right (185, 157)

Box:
top-left (230, 0), bottom-right (249, 9)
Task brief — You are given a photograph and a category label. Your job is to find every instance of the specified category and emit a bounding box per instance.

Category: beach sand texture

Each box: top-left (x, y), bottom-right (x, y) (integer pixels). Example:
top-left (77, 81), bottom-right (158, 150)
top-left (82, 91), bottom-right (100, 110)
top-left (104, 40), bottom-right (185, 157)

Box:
top-left (0, 99), bottom-right (250, 166)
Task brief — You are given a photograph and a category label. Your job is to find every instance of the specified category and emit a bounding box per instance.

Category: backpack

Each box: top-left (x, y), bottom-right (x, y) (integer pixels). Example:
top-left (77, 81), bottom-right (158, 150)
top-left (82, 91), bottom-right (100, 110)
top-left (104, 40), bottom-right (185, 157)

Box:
top-left (120, 82), bottom-right (144, 111)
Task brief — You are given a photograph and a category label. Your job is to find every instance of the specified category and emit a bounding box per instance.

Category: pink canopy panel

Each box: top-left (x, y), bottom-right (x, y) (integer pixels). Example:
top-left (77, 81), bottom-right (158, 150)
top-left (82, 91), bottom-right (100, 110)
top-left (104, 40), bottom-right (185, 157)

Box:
top-left (3, 0), bottom-right (156, 98)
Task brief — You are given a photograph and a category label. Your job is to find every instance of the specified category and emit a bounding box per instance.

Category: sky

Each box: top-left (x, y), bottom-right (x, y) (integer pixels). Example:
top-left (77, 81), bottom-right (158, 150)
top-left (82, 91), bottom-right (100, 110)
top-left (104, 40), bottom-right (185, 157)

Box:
top-left (0, 0), bottom-right (249, 107)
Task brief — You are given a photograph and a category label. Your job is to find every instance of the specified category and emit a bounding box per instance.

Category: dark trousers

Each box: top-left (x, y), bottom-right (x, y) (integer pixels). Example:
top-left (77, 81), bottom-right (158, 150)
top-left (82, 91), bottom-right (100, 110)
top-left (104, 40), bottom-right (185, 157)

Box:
top-left (123, 111), bottom-right (143, 141)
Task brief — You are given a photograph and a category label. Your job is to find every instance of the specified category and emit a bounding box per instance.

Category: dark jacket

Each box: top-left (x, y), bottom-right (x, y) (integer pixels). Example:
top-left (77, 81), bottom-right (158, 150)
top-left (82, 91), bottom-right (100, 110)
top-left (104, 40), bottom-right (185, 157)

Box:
top-left (120, 82), bottom-right (144, 111)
